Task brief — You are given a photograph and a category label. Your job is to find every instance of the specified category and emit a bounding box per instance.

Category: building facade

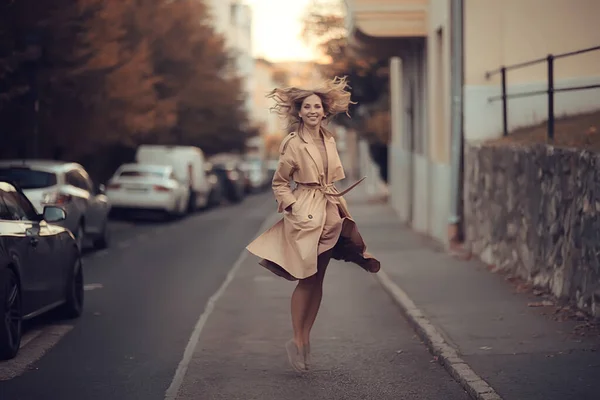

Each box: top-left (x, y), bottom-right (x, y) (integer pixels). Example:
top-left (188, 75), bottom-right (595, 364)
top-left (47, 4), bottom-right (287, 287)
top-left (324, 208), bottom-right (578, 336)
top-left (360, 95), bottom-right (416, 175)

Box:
top-left (206, 0), bottom-right (255, 124)
top-left (346, 0), bottom-right (600, 246)
top-left (253, 58), bottom-right (283, 138)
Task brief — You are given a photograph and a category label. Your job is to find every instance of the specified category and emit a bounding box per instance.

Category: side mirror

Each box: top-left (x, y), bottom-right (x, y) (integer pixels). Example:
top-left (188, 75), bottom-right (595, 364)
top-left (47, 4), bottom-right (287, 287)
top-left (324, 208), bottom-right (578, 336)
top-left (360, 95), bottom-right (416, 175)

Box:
top-left (43, 206), bottom-right (67, 223)
top-left (97, 184), bottom-right (106, 195)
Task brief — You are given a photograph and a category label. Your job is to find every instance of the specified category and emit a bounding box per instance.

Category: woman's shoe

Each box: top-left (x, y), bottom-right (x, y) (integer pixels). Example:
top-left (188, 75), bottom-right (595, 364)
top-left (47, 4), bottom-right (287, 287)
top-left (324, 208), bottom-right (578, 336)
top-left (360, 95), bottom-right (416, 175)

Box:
top-left (303, 343), bottom-right (311, 370)
top-left (285, 340), bottom-right (306, 372)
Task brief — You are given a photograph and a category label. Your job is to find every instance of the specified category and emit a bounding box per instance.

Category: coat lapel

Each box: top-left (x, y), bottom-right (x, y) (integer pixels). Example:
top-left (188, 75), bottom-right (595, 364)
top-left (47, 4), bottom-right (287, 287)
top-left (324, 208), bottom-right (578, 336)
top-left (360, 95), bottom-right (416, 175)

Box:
top-left (324, 136), bottom-right (339, 183)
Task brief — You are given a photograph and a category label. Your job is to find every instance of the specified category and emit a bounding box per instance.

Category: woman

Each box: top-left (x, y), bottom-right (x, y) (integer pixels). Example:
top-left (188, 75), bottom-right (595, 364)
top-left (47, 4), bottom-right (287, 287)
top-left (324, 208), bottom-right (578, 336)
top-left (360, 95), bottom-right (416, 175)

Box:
top-left (246, 76), bottom-right (380, 372)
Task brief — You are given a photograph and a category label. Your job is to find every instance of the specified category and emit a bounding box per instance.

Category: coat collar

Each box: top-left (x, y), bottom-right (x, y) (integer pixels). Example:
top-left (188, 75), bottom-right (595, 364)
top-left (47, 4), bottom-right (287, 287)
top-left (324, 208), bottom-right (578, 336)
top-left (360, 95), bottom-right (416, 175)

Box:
top-left (297, 125), bottom-right (334, 144)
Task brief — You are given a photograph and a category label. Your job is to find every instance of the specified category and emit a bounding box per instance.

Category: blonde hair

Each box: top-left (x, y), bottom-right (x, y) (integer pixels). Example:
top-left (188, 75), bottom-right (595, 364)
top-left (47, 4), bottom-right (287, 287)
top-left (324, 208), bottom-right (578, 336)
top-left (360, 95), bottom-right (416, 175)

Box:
top-left (267, 76), bottom-right (356, 130)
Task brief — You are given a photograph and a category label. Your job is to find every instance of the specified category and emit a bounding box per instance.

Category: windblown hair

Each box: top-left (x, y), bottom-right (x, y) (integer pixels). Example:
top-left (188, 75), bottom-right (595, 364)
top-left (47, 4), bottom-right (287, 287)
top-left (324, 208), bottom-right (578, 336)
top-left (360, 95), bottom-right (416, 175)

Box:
top-left (266, 76), bottom-right (356, 130)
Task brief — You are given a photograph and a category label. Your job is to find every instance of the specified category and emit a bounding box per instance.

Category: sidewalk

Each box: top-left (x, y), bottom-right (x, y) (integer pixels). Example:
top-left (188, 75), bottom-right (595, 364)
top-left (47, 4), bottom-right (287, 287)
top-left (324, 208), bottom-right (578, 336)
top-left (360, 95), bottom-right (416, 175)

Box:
top-left (174, 212), bottom-right (470, 400)
top-left (346, 190), bottom-right (600, 400)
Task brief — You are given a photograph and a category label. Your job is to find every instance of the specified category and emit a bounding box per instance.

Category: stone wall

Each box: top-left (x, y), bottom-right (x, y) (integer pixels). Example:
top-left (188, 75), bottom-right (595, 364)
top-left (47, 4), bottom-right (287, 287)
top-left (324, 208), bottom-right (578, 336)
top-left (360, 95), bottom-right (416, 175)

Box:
top-left (464, 143), bottom-right (600, 318)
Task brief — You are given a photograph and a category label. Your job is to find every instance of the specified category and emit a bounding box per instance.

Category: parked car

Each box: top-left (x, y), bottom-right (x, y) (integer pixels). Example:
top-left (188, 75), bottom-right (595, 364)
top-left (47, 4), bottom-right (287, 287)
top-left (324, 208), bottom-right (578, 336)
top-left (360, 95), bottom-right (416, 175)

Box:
top-left (211, 161), bottom-right (246, 203)
top-left (136, 145), bottom-right (211, 213)
top-left (106, 163), bottom-right (189, 219)
top-left (0, 160), bottom-right (111, 251)
top-left (241, 159), bottom-right (269, 193)
top-left (204, 162), bottom-right (223, 208)
top-left (0, 180), bottom-right (83, 360)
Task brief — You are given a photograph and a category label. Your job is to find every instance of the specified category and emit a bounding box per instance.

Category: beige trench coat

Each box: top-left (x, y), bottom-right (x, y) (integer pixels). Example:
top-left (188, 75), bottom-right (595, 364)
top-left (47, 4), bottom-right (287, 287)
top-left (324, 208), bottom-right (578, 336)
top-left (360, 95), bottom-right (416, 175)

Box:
top-left (246, 129), bottom-right (380, 281)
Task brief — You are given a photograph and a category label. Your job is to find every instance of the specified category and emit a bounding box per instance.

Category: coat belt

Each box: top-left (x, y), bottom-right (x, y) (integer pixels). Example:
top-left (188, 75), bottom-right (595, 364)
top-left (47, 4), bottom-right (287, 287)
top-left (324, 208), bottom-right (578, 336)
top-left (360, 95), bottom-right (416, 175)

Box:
top-left (296, 176), bottom-right (366, 197)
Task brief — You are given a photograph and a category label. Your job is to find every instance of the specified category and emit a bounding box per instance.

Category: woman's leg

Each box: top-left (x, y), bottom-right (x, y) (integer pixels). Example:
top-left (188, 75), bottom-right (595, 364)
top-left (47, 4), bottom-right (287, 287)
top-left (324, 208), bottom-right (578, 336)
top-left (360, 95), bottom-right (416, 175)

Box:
top-left (288, 273), bottom-right (319, 371)
top-left (291, 274), bottom-right (318, 348)
top-left (301, 249), bottom-right (333, 348)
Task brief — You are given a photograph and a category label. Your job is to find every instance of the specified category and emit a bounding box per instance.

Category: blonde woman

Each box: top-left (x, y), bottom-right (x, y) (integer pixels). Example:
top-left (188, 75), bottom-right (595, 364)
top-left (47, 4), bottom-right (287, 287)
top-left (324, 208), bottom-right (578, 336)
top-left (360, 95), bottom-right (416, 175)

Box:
top-left (246, 77), bottom-right (380, 372)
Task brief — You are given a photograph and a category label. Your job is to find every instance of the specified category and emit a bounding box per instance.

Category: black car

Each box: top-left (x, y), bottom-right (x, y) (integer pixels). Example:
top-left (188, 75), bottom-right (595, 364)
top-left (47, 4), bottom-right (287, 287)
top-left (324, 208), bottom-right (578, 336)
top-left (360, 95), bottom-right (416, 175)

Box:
top-left (204, 162), bottom-right (224, 208)
top-left (212, 162), bottom-right (245, 203)
top-left (0, 180), bottom-right (83, 360)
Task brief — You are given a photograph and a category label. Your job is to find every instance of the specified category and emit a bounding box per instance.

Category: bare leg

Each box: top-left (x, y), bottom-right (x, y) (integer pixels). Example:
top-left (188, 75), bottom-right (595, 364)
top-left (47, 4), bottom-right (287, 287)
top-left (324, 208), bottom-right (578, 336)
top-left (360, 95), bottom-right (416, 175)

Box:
top-left (290, 275), bottom-right (317, 349)
top-left (302, 249), bottom-right (333, 350)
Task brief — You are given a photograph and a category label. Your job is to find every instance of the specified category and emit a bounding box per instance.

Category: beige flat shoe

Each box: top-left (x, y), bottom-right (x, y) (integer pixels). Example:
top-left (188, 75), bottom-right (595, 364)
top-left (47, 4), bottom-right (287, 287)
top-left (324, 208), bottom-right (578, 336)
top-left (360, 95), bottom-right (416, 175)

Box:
top-left (285, 340), bottom-right (306, 372)
top-left (303, 343), bottom-right (311, 370)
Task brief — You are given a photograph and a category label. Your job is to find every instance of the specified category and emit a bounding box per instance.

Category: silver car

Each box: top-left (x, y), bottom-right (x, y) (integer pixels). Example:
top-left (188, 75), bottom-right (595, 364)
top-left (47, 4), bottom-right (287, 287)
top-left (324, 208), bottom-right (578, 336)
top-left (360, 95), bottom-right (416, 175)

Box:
top-left (0, 160), bottom-right (111, 250)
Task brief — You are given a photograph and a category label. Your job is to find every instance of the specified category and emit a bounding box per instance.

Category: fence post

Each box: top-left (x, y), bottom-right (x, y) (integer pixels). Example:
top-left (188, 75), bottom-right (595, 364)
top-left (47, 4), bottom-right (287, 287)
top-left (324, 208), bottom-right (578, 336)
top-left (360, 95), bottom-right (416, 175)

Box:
top-left (501, 67), bottom-right (508, 136)
top-left (547, 54), bottom-right (555, 141)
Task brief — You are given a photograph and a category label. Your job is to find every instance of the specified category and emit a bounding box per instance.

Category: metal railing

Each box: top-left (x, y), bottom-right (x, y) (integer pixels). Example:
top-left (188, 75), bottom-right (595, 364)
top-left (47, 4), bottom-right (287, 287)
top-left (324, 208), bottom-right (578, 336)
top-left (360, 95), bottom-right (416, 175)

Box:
top-left (485, 45), bottom-right (600, 140)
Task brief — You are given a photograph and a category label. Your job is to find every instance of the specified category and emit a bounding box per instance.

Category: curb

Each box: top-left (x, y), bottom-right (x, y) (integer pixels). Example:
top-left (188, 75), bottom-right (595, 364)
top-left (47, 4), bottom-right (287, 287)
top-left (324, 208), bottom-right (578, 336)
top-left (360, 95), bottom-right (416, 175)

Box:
top-left (375, 270), bottom-right (503, 400)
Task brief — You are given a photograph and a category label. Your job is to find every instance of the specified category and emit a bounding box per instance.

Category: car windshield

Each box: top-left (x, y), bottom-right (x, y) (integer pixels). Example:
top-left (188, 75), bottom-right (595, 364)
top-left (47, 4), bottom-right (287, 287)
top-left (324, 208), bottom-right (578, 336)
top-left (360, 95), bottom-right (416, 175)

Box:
top-left (119, 170), bottom-right (166, 178)
top-left (0, 167), bottom-right (58, 189)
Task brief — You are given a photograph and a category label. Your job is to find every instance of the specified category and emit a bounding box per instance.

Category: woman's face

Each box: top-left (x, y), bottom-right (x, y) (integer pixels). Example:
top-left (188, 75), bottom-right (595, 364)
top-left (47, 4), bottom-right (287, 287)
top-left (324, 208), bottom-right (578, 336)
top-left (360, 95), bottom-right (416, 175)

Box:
top-left (299, 94), bottom-right (325, 128)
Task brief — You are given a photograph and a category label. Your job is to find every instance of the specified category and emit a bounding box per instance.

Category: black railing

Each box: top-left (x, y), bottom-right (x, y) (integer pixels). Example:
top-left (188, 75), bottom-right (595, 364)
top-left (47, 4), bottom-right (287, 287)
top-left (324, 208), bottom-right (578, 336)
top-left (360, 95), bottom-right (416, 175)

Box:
top-left (485, 45), bottom-right (600, 140)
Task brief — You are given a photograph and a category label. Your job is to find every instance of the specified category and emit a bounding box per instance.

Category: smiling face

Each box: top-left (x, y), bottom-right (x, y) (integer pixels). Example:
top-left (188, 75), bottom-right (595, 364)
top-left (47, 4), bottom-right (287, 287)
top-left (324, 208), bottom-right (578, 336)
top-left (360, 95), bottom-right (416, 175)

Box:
top-left (299, 94), bottom-right (325, 128)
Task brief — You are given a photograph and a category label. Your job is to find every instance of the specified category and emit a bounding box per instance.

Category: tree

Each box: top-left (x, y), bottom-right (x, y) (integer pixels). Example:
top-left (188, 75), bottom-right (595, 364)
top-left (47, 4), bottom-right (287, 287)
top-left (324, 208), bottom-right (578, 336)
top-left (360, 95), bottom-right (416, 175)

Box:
top-left (140, 0), bottom-right (252, 153)
top-left (0, 0), bottom-right (252, 181)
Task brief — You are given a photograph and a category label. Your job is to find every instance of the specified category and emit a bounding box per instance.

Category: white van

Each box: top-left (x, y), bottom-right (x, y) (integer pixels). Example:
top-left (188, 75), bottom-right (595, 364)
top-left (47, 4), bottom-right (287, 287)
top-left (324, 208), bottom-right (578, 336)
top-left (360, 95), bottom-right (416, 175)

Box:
top-left (135, 145), bottom-right (210, 212)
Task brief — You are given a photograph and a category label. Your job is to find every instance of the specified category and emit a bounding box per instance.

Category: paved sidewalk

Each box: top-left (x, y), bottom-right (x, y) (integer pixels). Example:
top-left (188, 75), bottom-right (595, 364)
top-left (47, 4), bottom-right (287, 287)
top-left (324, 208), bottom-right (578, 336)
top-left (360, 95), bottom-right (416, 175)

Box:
top-left (347, 191), bottom-right (600, 400)
top-left (175, 212), bottom-right (470, 400)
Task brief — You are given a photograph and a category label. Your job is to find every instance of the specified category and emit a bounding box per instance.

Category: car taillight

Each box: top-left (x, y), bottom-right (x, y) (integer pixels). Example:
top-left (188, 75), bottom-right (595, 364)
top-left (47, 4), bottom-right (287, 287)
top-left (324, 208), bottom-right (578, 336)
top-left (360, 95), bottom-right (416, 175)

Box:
top-left (42, 192), bottom-right (72, 205)
top-left (107, 183), bottom-right (121, 190)
top-left (154, 185), bottom-right (171, 192)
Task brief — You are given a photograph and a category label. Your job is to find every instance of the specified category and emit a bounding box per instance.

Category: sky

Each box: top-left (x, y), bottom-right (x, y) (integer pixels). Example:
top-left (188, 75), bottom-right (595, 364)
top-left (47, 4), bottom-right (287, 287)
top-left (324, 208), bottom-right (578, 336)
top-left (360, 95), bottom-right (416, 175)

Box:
top-left (244, 0), bottom-right (319, 62)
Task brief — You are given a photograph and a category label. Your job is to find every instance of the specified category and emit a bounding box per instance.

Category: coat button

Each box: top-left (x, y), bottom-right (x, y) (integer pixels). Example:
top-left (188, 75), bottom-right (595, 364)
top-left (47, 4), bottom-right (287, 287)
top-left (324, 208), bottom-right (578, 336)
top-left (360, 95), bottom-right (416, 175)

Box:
top-left (308, 214), bottom-right (313, 219)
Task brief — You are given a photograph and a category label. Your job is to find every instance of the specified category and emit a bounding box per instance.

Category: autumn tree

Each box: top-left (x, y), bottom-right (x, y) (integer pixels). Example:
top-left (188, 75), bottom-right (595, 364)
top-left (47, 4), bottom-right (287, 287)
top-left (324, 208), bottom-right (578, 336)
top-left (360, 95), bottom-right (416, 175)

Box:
top-left (145, 0), bottom-right (251, 154)
top-left (0, 0), bottom-right (252, 181)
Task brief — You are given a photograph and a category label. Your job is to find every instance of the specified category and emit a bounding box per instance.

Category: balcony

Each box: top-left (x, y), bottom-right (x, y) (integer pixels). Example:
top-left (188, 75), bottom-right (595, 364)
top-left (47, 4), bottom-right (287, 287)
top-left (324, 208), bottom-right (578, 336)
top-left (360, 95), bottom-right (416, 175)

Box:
top-left (345, 0), bottom-right (428, 38)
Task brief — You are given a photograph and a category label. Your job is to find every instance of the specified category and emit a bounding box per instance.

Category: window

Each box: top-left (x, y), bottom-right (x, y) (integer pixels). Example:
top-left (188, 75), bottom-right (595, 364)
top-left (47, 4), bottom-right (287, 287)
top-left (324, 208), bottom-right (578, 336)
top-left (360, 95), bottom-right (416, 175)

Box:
top-left (78, 168), bottom-right (94, 192)
top-left (0, 196), bottom-right (11, 220)
top-left (0, 167), bottom-right (57, 189)
top-left (119, 170), bottom-right (166, 179)
top-left (0, 183), bottom-right (38, 221)
top-left (230, 4), bottom-right (237, 25)
top-left (66, 169), bottom-right (92, 192)
top-left (13, 191), bottom-right (38, 221)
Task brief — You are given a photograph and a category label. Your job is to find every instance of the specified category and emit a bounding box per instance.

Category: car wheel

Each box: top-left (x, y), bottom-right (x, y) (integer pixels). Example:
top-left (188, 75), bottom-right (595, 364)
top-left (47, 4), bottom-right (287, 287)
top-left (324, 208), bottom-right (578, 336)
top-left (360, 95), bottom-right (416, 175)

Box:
top-left (61, 257), bottom-right (84, 319)
top-left (93, 222), bottom-right (109, 250)
top-left (0, 269), bottom-right (22, 360)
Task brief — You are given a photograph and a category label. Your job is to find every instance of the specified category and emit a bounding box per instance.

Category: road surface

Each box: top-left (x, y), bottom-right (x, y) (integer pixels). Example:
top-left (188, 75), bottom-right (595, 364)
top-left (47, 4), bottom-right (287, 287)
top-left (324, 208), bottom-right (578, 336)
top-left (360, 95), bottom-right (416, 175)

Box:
top-left (0, 192), bottom-right (469, 400)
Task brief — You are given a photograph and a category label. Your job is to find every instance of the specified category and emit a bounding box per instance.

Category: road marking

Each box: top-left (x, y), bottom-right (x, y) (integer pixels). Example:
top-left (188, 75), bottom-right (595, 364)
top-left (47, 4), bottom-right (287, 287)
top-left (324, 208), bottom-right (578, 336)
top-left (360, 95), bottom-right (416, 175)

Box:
top-left (84, 283), bottom-right (104, 291)
top-left (164, 211), bottom-right (277, 400)
top-left (0, 325), bottom-right (73, 381)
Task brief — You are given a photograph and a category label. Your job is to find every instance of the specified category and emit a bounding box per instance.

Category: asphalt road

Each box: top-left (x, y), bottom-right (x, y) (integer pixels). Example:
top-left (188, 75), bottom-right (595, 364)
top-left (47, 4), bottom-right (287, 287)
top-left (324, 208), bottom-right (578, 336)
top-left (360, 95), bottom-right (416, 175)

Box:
top-left (0, 191), bottom-right (469, 400)
top-left (0, 193), bottom-right (275, 400)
